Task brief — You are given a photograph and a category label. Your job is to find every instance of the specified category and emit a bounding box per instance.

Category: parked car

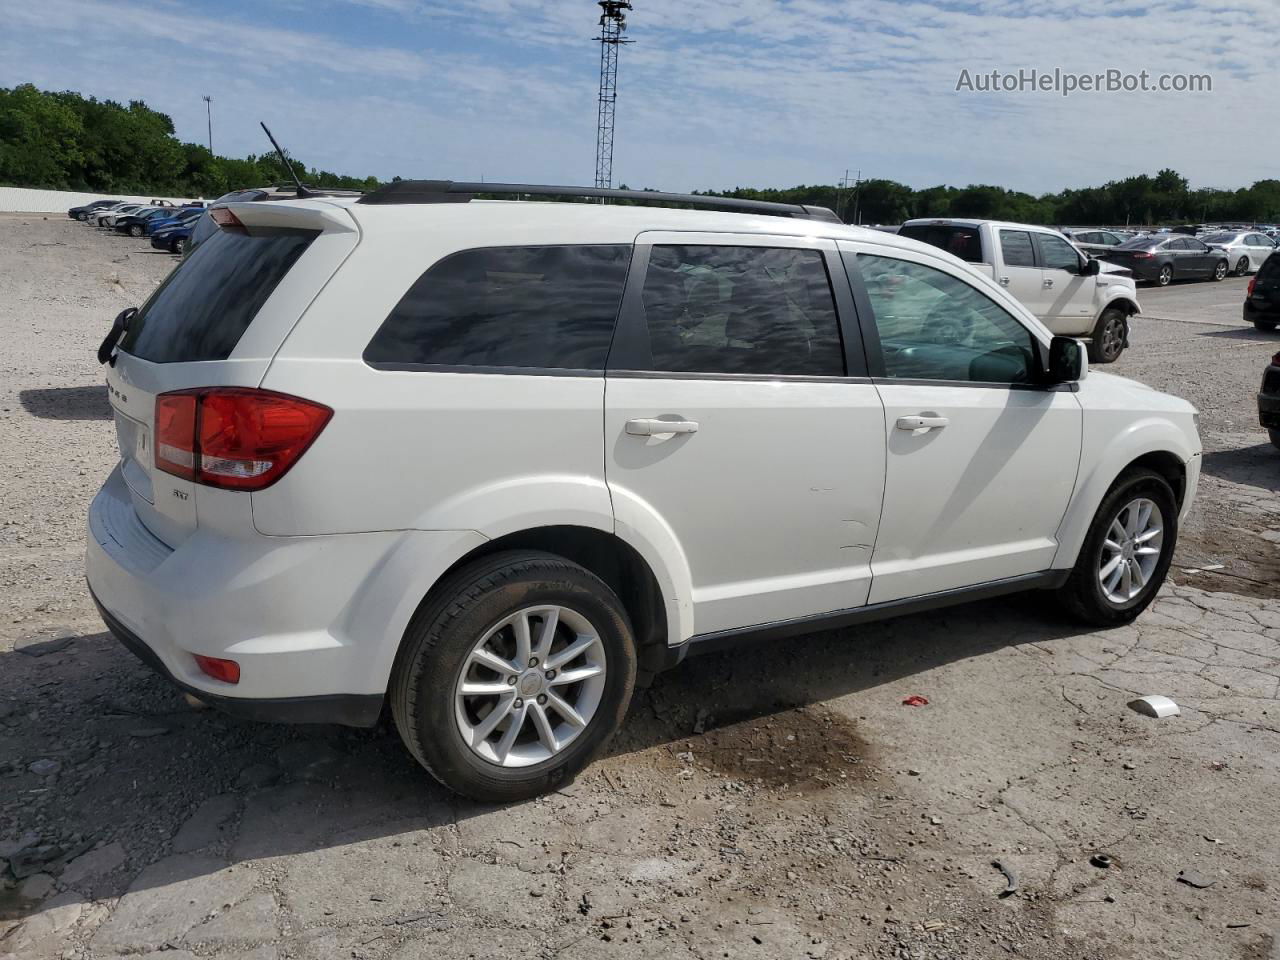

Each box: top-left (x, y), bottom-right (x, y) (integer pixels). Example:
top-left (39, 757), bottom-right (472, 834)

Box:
top-left (114, 207), bottom-right (181, 237)
top-left (1099, 235), bottom-right (1229, 286)
top-left (87, 183), bottom-right (1202, 800)
top-left (146, 208), bottom-right (203, 235)
top-left (149, 221), bottom-right (194, 254)
top-left (898, 218), bottom-right (1140, 362)
top-left (68, 199), bottom-right (120, 221)
top-left (1261, 350), bottom-right (1280, 451)
top-left (1064, 229), bottom-right (1128, 257)
top-left (1244, 252), bottom-right (1280, 331)
top-left (95, 204), bottom-right (147, 228)
top-left (86, 202), bottom-right (136, 226)
top-left (1201, 231), bottom-right (1277, 276)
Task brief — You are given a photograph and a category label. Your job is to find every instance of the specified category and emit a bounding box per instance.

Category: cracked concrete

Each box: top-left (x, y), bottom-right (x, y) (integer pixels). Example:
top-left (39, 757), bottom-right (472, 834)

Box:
top-left (2, 218), bottom-right (1280, 960)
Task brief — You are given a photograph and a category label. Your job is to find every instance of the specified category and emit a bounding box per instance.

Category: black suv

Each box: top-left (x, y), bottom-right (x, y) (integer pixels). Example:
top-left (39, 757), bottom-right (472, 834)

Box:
top-left (1245, 252), bottom-right (1280, 332)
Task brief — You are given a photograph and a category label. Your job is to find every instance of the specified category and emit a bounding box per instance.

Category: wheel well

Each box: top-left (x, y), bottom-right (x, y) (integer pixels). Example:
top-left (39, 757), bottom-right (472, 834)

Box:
top-left (433, 526), bottom-right (669, 674)
top-left (1125, 451), bottom-right (1187, 509)
top-left (1108, 297), bottom-right (1139, 317)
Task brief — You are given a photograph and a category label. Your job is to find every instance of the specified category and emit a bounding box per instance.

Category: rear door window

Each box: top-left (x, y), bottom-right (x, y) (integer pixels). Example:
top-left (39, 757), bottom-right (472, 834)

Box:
top-left (632, 245), bottom-right (845, 377)
top-left (898, 224), bottom-right (984, 263)
top-left (119, 228), bottom-right (317, 363)
top-left (999, 230), bottom-right (1036, 267)
top-left (364, 245), bottom-right (631, 371)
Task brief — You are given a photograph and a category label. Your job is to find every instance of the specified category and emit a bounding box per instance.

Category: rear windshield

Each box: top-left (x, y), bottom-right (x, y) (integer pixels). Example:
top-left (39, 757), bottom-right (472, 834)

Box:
top-left (898, 224), bottom-right (984, 263)
top-left (1201, 233), bottom-right (1237, 244)
top-left (1116, 237), bottom-right (1161, 250)
top-left (119, 228), bottom-right (316, 363)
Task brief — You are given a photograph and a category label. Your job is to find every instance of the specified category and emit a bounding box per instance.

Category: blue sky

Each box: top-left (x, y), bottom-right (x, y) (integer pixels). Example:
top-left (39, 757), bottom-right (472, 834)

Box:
top-left (2, 0), bottom-right (1275, 194)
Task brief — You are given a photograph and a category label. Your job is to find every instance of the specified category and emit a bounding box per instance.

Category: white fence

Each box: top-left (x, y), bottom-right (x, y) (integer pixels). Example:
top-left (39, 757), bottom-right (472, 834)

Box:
top-left (0, 186), bottom-right (198, 213)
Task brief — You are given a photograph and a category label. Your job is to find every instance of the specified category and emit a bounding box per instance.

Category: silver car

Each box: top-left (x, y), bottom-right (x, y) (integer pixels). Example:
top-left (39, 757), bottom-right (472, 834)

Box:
top-left (1201, 231), bottom-right (1277, 276)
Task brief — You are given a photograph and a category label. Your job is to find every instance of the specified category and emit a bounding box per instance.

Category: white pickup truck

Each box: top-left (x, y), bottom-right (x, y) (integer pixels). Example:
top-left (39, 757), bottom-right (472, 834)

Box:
top-left (899, 218), bottom-right (1140, 362)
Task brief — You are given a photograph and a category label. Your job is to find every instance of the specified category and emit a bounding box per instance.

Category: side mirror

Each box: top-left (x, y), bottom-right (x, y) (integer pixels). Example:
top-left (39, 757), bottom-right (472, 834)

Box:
top-left (1047, 336), bottom-right (1087, 384)
top-left (1082, 257), bottom-right (1101, 276)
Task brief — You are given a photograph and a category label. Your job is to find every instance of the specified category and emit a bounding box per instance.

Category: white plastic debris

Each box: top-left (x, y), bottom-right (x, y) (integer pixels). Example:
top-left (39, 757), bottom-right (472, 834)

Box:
top-left (1128, 695), bottom-right (1180, 718)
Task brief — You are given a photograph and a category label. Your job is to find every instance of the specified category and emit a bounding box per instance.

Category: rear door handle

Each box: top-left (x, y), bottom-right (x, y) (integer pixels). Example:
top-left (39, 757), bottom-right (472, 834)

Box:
top-left (1043, 278), bottom-right (1055, 288)
top-left (896, 415), bottom-right (949, 432)
top-left (625, 418), bottom-right (699, 436)
top-left (998, 276), bottom-right (1010, 286)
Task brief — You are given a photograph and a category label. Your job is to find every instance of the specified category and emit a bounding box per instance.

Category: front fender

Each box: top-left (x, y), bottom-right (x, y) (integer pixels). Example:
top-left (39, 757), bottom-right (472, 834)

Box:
top-left (1052, 414), bottom-right (1199, 568)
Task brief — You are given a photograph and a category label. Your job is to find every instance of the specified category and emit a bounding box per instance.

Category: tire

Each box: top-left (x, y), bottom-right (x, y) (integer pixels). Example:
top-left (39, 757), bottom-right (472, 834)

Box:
top-left (75, 212), bottom-right (87, 221)
top-left (1088, 307), bottom-right (1127, 363)
top-left (1255, 319), bottom-right (1278, 332)
top-left (1271, 429), bottom-right (1280, 452)
top-left (1055, 468), bottom-right (1178, 627)
top-left (390, 550), bottom-right (637, 801)
top-left (1157, 264), bottom-right (1173, 286)
top-left (1212, 259), bottom-right (1228, 281)
top-left (1235, 256), bottom-right (1251, 277)
top-left (129, 224), bottom-right (143, 237)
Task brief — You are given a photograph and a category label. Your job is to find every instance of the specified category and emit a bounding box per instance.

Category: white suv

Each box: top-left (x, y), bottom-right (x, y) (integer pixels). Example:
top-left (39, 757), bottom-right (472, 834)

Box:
top-left (87, 183), bottom-right (1201, 800)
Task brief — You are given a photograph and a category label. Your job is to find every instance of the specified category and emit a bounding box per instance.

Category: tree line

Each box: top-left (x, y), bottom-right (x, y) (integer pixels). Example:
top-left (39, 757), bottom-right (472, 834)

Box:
top-left (4, 84), bottom-right (1278, 226)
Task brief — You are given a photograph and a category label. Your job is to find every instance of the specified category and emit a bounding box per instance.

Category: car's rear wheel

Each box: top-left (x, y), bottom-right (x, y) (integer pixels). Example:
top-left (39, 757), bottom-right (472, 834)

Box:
top-left (75, 212), bottom-right (87, 221)
top-left (1088, 307), bottom-right (1127, 363)
top-left (1055, 468), bottom-right (1178, 626)
top-left (390, 550), bottom-right (636, 801)
top-left (1256, 319), bottom-right (1278, 332)
top-left (1235, 257), bottom-right (1251, 276)
top-left (1157, 264), bottom-right (1173, 286)
top-left (1270, 429), bottom-right (1280, 451)
top-left (1212, 259), bottom-right (1228, 281)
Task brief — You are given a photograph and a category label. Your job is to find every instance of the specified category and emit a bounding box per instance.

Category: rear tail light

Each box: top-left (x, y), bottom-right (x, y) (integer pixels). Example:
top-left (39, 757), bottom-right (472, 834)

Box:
top-left (155, 388), bottom-right (332, 491)
top-left (1248, 275), bottom-right (1258, 297)
top-left (1273, 350), bottom-right (1280, 367)
top-left (1131, 252), bottom-right (1153, 259)
top-left (194, 654), bottom-right (240, 684)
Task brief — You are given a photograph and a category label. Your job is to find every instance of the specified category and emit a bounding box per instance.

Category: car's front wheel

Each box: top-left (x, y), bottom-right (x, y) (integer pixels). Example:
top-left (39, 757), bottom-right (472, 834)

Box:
top-left (391, 551), bottom-right (637, 801)
top-left (1212, 259), bottom-right (1229, 281)
top-left (1157, 265), bottom-right (1173, 286)
top-left (1088, 307), bottom-right (1127, 363)
top-left (1055, 468), bottom-right (1178, 626)
top-left (75, 212), bottom-right (87, 221)
top-left (129, 224), bottom-right (144, 237)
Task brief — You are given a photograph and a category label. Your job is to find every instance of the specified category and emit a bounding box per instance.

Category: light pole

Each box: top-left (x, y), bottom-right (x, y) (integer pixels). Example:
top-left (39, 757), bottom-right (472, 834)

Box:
top-left (202, 95), bottom-right (213, 153)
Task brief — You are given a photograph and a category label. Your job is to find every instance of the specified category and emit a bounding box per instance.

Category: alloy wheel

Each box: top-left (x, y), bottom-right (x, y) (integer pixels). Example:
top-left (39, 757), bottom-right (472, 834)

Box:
top-left (1158, 266), bottom-right (1172, 285)
top-left (454, 605), bottom-right (607, 767)
top-left (1237, 257), bottom-right (1250, 276)
top-left (1214, 261), bottom-right (1228, 280)
top-left (1098, 497), bottom-right (1164, 604)
top-left (1100, 315), bottom-right (1125, 360)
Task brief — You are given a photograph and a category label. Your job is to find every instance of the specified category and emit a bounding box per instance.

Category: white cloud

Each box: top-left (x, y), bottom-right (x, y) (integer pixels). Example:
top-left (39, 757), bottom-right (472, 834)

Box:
top-left (1, 0), bottom-right (1276, 193)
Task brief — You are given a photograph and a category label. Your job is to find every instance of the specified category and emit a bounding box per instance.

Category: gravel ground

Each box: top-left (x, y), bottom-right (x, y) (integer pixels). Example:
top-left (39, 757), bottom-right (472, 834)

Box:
top-left (1, 214), bottom-right (1278, 960)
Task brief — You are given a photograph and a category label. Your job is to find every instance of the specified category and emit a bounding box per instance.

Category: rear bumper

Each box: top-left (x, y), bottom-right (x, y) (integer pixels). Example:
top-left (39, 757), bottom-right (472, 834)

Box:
top-left (1244, 299), bottom-right (1280, 325)
top-left (93, 591), bottom-right (384, 727)
top-left (86, 464), bottom-right (484, 724)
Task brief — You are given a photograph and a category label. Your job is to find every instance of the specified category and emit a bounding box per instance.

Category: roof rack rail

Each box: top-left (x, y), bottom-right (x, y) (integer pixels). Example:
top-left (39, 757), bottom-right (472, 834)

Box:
top-left (356, 180), bottom-right (842, 224)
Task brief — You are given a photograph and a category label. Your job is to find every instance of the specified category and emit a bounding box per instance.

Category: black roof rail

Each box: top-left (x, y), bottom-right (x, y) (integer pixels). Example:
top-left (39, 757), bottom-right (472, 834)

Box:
top-left (356, 180), bottom-right (842, 224)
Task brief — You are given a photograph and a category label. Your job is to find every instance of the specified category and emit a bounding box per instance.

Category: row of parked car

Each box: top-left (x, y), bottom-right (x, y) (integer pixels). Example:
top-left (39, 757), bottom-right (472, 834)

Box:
top-left (1064, 227), bottom-right (1279, 285)
top-left (67, 198), bottom-right (204, 253)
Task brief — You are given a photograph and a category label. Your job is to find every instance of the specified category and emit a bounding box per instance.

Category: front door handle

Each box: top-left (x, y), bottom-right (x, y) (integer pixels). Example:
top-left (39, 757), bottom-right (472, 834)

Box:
top-left (625, 418), bottom-right (699, 436)
top-left (1043, 278), bottom-right (1055, 288)
top-left (896, 415), bottom-right (949, 432)
top-left (998, 276), bottom-right (1010, 286)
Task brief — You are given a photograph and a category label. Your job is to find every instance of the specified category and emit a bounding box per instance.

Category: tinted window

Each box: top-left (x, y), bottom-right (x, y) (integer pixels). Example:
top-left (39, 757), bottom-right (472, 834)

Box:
top-left (856, 254), bottom-right (1036, 384)
top-left (1099, 232), bottom-right (1121, 245)
top-left (1039, 233), bottom-right (1082, 271)
top-left (364, 245), bottom-right (630, 371)
top-left (119, 228), bottom-right (316, 363)
top-left (1117, 237), bottom-right (1161, 250)
top-left (1202, 232), bottom-right (1237, 244)
top-left (999, 230), bottom-right (1036, 267)
top-left (1259, 254), bottom-right (1280, 279)
top-left (637, 245), bottom-right (844, 377)
top-left (1183, 238), bottom-right (1209, 252)
top-left (898, 224), bottom-right (984, 263)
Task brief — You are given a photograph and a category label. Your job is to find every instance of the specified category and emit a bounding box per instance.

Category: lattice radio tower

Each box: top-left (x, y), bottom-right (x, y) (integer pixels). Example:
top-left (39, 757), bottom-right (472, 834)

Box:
top-left (594, 2), bottom-right (633, 190)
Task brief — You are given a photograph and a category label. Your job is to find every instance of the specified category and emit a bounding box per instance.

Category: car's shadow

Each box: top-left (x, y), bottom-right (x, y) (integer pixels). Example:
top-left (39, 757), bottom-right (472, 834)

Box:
top-left (0, 589), bottom-right (1093, 916)
top-left (1197, 327), bottom-right (1279, 343)
top-left (1201, 442), bottom-right (1280, 494)
top-left (18, 385), bottom-right (111, 421)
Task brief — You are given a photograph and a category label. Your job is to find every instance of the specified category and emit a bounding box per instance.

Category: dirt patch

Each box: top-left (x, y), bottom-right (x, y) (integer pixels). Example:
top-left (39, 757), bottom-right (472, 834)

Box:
top-left (663, 703), bottom-right (874, 792)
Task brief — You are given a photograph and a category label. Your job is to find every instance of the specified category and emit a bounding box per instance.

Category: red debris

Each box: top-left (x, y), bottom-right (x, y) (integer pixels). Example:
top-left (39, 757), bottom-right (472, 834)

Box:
top-left (902, 695), bottom-right (930, 707)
